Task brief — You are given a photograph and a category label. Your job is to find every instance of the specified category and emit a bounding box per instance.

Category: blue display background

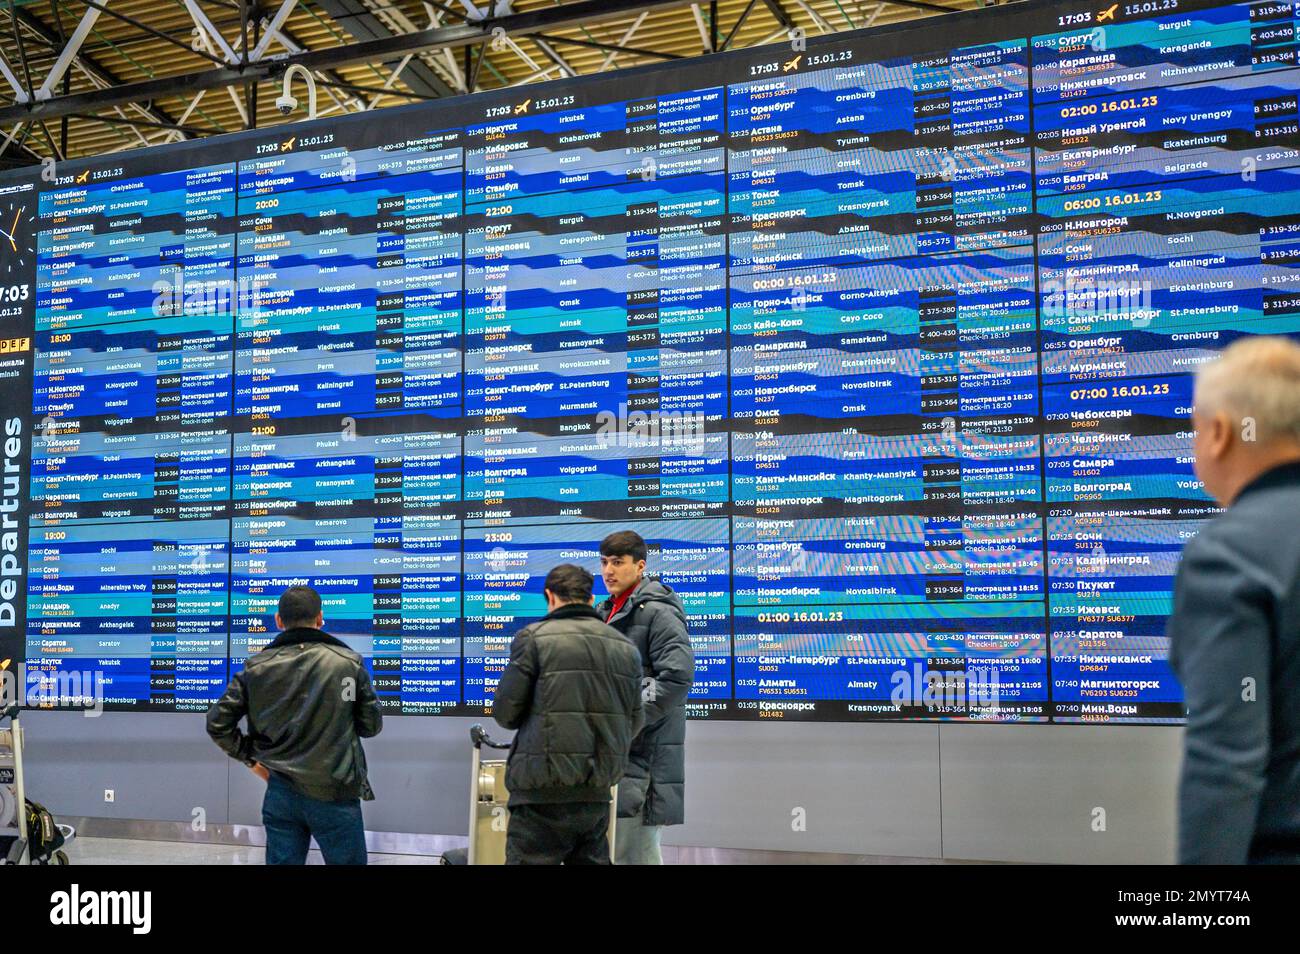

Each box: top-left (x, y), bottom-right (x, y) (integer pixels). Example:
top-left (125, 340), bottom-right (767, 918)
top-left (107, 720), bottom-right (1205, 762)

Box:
top-left (9, 0), bottom-right (1300, 723)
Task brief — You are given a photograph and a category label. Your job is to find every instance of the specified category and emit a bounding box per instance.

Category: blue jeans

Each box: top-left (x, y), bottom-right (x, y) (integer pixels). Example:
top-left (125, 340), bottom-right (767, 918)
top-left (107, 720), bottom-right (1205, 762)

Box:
top-left (262, 773), bottom-right (368, 865)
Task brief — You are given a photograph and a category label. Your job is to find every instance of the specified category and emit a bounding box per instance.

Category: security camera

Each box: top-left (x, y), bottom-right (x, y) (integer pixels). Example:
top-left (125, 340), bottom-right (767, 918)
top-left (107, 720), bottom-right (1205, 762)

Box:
top-left (277, 65), bottom-right (317, 121)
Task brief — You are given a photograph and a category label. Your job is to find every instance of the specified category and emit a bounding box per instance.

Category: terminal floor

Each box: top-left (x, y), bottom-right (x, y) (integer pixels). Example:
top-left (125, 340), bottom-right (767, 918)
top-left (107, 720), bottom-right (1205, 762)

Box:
top-left (64, 836), bottom-right (439, 865)
top-left (62, 836), bottom-right (971, 864)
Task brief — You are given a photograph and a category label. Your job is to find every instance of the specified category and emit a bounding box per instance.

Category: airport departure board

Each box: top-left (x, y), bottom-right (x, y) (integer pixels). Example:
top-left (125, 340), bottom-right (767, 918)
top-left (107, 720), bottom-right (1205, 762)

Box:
top-left (0, 0), bottom-right (1297, 722)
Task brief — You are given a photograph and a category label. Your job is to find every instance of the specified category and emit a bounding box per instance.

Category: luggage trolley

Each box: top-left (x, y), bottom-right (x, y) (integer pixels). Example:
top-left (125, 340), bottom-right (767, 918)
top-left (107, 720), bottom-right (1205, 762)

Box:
top-left (0, 704), bottom-right (29, 864)
top-left (1, 703), bottom-right (74, 865)
top-left (443, 724), bottom-right (617, 864)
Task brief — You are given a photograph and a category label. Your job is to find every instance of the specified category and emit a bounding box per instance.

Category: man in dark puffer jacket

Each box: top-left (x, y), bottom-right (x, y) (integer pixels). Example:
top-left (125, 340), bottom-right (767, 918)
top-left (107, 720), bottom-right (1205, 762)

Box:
top-left (596, 530), bottom-right (694, 865)
top-left (493, 563), bottom-right (644, 864)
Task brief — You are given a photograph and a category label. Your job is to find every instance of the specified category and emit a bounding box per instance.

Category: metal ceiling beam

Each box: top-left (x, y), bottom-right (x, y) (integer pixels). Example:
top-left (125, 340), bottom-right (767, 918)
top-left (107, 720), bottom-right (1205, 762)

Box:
top-left (0, 0), bottom-right (702, 123)
top-left (12, 5), bottom-right (183, 135)
top-left (286, 0), bottom-right (699, 72)
top-left (529, 36), bottom-right (577, 78)
top-left (4, 0), bottom-right (63, 158)
top-left (313, 76), bottom-right (437, 101)
top-left (67, 109), bottom-right (224, 137)
top-left (34, 0), bottom-right (103, 100)
top-left (5, 0), bottom-right (37, 101)
top-left (0, 49), bottom-right (24, 102)
top-left (759, 0), bottom-right (795, 30)
top-left (881, 0), bottom-right (955, 13)
top-left (466, 41), bottom-right (485, 92)
top-left (690, 4), bottom-right (711, 52)
top-left (790, 0), bottom-right (833, 32)
top-left (422, 0), bottom-right (469, 22)
top-left (0, 120), bottom-right (44, 166)
top-left (0, 120), bottom-right (46, 166)
top-left (188, 5), bottom-right (247, 125)
top-left (720, 0), bottom-right (758, 52)
top-left (248, 0), bottom-right (297, 62)
top-left (240, 0), bottom-right (255, 128)
top-left (532, 32), bottom-right (682, 61)
top-left (597, 9), bottom-right (648, 70)
top-left (314, 0), bottom-right (455, 98)
top-left (184, 0), bottom-right (240, 62)
top-left (67, 0), bottom-right (226, 65)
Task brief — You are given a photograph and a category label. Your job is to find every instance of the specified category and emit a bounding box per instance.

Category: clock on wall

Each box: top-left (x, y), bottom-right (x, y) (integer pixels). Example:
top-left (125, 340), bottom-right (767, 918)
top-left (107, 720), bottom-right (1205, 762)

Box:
top-left (0, 201), bottom-right (33, 277)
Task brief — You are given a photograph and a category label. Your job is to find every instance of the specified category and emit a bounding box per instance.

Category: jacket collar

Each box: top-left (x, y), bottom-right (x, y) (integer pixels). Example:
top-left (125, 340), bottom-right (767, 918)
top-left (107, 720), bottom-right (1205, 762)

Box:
top-left (1233, 459), bottom-right (1300, 505)
top-left (600, 580), bottom-right (633, 606)
top-left (266, 627), bottom-right (350, 651)
top-left (544, 602), bottom-right (602, 622)
top-left (603, 578), bottom-right (658, 621)
top-left (624, 578), bottom-right (664, 606)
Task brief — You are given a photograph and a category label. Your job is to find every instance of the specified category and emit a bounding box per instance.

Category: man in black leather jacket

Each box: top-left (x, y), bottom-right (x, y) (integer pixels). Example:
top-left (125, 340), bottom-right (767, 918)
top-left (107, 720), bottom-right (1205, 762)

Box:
top-left (493, 564), bottom-right (644, 864)
top-left (207, 586), bottom-right (383, 865)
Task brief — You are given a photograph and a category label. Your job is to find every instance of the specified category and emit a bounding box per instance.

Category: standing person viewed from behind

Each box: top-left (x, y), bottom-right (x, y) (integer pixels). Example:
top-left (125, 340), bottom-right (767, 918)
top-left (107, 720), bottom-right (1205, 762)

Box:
top-left (206, 585), bottom-right (383, 865)
top-left (597, 530), bottom-right (694, 865)
top-left (492, 563), bottom-right (644, 865)
top-left (1169, 336), bottom-right (1300, 864)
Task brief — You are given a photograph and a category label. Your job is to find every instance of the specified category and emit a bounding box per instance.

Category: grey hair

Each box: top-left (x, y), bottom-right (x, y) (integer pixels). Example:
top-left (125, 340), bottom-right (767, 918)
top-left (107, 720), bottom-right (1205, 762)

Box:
top-left (1194, 337), bottom-right (1300, 443)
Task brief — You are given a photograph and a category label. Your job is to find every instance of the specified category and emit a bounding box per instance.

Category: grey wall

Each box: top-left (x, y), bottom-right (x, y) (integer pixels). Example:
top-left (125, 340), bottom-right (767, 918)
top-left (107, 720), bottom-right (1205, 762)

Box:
top-left (18, 710), bottom-right (1182, 863)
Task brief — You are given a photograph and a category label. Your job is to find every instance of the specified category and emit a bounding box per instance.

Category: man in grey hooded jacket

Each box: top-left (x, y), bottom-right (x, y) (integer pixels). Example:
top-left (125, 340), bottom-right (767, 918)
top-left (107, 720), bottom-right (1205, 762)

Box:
top-left (596, 530), bottom-right (694, 864)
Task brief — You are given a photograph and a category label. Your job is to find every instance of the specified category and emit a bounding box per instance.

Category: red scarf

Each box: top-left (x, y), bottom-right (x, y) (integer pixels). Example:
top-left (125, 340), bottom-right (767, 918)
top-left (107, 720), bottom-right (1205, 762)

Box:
top-left (605, 589), bottom-right (632, 623)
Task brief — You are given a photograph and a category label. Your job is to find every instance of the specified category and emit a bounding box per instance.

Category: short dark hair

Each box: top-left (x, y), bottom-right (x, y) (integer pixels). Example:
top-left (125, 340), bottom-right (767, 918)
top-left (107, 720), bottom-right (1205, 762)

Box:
top-left (278, 585), bottom-right (322, 628)
top-left (599, 530), bottom-right (647, 564)
top-left (544, 564), bottom-right (594, 603)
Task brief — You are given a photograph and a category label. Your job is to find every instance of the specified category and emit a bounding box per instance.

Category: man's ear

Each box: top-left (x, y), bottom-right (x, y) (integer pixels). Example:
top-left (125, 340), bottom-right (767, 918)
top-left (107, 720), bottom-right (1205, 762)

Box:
top-left (274, 612), bottom-right (283, 630)
top-left (315, 611), bottom-right (325, 629)
top-left (1209, 410), bottom-right (1235, 459)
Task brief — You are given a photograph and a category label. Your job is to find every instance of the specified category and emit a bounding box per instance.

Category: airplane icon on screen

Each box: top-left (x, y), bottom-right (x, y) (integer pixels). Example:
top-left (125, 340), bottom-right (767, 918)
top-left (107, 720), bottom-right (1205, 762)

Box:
top-left (75, 170), bottom-right (89, 184)
top-left (1097, 4), bottom-right (1118, 22)
top-left (282, 136), bottom-right (296, 151)
top-left (514, 99), bottom-right (531, 115)
top-left (783, 55), bottom-right (802, 72)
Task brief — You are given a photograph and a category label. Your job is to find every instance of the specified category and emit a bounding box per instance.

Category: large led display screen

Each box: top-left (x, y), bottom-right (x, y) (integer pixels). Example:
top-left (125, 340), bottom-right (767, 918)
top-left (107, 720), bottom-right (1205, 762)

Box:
top-left (0, 0), bottom-right (1295, 723)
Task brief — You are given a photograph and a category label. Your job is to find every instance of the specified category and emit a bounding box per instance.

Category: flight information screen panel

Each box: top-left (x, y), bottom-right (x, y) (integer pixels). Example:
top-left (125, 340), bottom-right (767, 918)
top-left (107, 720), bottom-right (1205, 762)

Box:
top-left (1, 0), bottom-right (1296, 723)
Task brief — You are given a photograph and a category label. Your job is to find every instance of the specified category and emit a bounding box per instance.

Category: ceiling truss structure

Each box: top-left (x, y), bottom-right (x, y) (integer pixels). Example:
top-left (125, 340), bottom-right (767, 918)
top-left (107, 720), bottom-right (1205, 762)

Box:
top-left (0, 0), bottom-right (994, 168)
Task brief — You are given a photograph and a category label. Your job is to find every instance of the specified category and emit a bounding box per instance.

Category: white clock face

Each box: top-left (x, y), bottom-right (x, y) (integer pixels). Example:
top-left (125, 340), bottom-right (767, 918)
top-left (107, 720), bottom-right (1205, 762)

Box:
top-left (0, 201), bottom-right (33, 277)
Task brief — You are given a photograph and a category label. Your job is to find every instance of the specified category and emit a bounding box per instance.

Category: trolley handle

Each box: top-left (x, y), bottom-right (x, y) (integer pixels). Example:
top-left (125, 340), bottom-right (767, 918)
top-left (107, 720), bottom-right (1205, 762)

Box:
top-left (469, 723), bottom-right (511, 750)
